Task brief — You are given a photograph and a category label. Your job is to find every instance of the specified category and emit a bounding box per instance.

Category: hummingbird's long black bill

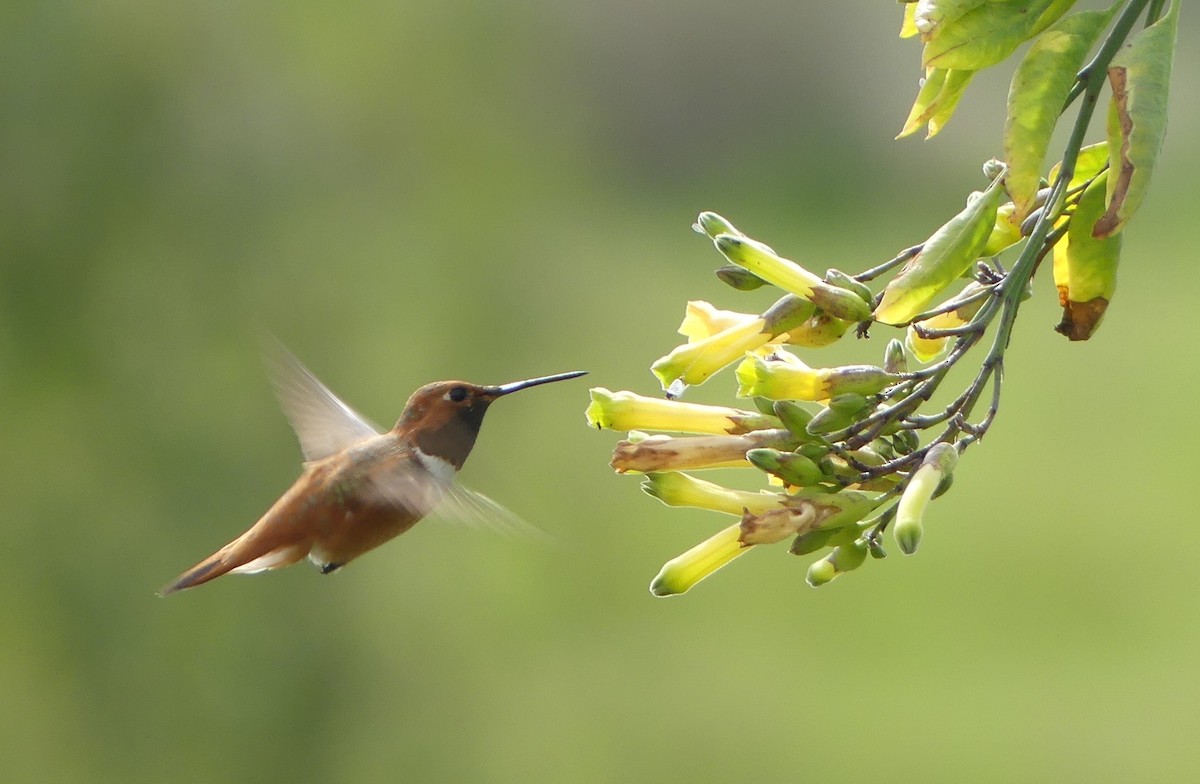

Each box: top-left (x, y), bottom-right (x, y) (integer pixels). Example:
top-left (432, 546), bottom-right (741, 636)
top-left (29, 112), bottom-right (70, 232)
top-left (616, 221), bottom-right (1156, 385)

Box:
top-left (487, 370), bottom-right (587, 397)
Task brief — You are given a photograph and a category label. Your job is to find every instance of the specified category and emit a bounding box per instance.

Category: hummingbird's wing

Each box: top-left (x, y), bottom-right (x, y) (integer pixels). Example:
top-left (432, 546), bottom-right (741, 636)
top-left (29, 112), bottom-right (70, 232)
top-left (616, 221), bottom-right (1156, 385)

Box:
top-left (265, 341), bottom-right (383, 463)
top-left (433, 483), bottom-right (554, 543)
top-left (362, 458), bottom-right (552, 543)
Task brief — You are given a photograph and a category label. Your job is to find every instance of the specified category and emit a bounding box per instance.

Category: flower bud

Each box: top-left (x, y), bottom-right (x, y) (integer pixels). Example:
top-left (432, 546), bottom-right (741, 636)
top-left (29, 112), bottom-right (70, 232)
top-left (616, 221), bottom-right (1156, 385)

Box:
top-left (694, 211), bottom-right (744, 240)
top-left (715, 265), bottom-right (767, 291)
top-left (805, 538), bottom-right (869, 587)
top-left (894, 442), bottom-right (959, 555)
top-left (823, 269), bottom-right (876, 306)
top-left (790, 526), bottom-right (837, 556)
top-left (883, 338), bottom-right (908, 375)
top-left (773, 400), bottom-right (817, 440)
top-left (806, 394), bottom-right (871, 436)
top-left (746, 448), bottom-right (827, 487)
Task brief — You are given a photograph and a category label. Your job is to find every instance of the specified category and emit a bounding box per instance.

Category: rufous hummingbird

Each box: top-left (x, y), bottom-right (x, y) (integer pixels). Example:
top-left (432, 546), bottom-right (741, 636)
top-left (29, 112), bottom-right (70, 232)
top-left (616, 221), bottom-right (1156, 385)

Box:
top-left (161, 346), bottom-right (585, 594)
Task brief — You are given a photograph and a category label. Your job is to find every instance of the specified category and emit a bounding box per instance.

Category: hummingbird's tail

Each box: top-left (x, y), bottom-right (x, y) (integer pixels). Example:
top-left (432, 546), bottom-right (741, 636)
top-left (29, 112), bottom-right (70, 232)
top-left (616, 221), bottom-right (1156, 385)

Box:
top-left (159, 552), bottom-right (231, 595)
top-left (159, 541), bottom-right (308, 596)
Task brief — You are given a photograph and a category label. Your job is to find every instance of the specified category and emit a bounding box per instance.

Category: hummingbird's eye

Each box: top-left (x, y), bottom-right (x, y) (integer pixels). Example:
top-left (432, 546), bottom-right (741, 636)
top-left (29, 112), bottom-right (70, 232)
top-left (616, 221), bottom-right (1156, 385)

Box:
top-left (447, 386), bottom-right (469, 403)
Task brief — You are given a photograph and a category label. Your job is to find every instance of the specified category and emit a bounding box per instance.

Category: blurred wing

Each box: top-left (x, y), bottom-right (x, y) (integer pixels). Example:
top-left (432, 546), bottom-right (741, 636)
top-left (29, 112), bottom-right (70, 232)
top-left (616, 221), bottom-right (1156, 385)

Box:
top-left (433, 483), bottom-right (554, 544)
top-left (264, 341), bottom-right (382, 463)
top-left (363, 461), bottom-right (551, 542)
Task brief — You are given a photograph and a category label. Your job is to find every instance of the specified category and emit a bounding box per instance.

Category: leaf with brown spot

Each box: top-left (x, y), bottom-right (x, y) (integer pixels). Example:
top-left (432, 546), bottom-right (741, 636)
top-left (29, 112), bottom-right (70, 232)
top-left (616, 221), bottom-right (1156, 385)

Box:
top-left (1093, 0), bottom-right (1179, 238)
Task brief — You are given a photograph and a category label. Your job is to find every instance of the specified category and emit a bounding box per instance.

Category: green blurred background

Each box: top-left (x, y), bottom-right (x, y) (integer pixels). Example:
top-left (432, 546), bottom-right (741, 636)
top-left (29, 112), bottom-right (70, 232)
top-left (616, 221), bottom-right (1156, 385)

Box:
top-left (3, 2), bottom-right (1198, 782)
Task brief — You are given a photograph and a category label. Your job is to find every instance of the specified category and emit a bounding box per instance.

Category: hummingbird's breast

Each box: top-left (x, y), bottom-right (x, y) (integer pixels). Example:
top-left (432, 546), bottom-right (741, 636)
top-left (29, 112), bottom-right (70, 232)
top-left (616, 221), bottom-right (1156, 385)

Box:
top-left (306, 434), bottom-right (453, 568)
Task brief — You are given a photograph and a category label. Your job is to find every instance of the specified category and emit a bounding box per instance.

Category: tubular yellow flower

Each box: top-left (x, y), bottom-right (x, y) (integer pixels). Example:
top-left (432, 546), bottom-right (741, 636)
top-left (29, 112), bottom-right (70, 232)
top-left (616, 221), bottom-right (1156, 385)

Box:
top-left (650, 523), bottom-right (751, 597)
top-left (738, 506), bottom-right (818, 545)
top-left (678, 300), bottom-right (760, 342)
top-left (585, 388), bottom-right (778, 435)
top-left (735, 350), bottom-right (894, 401)
top-left (905, 282), bottom-right (988, 363)
top-left (714, 235), bottom-right (873, 323)
top-left (652, 296), bottom-right (817, 390)
top-left (736, 352), bottom-right (825, 400)
top-left (610, 429), bottom-right (795, 474)
top-left (651, 316), bottom-right (773, 390)
top-left (641, 472), bottom-right (787, 516)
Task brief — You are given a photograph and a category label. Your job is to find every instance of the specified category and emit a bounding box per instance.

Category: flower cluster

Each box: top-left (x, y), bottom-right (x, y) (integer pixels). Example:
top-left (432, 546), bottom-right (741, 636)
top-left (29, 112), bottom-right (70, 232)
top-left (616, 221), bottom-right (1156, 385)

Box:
top-left (586, 0), bottom-right (1177, 597)
top-left (586, 210), bottom-right (975, 596)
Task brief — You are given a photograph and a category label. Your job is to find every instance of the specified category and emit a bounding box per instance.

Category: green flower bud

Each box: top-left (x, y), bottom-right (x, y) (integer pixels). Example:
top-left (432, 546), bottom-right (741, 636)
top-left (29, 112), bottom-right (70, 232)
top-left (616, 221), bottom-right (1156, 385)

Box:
top-left (894, 429), bottom-right (920, 455)
top-left (981, 158), bottom-right (1007, 181)
top-left (694, 211), bottom-right (744, 240)
top-left (790, 526), bottom-right (838, 556)
top-left (773, 400), bottom-right (817, 440)
top-left (884, 339), bottom-right (909, 375)
top-left (823, 268), bottom-right (876, 305)
top-left (796, 443), bottom-right (830, 462)
top-left (715, 265), bottom-right (767, 291)
top-left (746, 448), bottom-right (827, 487)
top-left (806, 398), bottom-right (867, 437)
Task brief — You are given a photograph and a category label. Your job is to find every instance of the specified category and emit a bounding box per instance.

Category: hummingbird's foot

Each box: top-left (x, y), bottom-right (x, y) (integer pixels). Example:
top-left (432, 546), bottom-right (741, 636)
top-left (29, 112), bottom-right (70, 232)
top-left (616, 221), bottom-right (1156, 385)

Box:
top-left (319, 562), bottom-right (343, 575)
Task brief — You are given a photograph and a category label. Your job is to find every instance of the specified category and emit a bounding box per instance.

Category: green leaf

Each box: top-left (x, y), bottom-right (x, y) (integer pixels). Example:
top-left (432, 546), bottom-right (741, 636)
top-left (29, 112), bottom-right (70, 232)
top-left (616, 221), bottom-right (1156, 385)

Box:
top-left (874, 172), bottom-right (1006, 325)
top-left (898, 68), bottom-right (976, 139)
top-left (912, 0), bottom-right (990, 38)
top-left (1093, 0), bottom-right (1179, 238)
top-left (1048, 140), bottom-right (1110, 191)
top-left (923, 0), bottom-right (1074, 71)
top-left (1004, 7), bottom-right (1117, 220)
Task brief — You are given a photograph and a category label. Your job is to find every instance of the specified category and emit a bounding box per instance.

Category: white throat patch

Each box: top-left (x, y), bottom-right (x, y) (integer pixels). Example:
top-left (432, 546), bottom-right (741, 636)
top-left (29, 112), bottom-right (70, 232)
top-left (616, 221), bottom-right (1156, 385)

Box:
top-left (414, 447), bottom-right (457, 484)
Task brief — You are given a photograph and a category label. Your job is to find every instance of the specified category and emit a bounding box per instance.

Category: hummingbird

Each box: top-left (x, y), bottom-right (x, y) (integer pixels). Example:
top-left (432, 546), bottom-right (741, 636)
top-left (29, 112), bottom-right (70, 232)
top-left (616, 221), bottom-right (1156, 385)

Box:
top-left (161, 346), bottom-right (585, 595)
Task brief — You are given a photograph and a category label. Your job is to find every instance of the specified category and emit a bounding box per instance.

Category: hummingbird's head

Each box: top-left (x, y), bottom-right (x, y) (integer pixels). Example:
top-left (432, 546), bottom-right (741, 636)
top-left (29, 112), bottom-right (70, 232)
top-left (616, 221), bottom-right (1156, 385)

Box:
top-left (395, 371), bottom-right (586, 468)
